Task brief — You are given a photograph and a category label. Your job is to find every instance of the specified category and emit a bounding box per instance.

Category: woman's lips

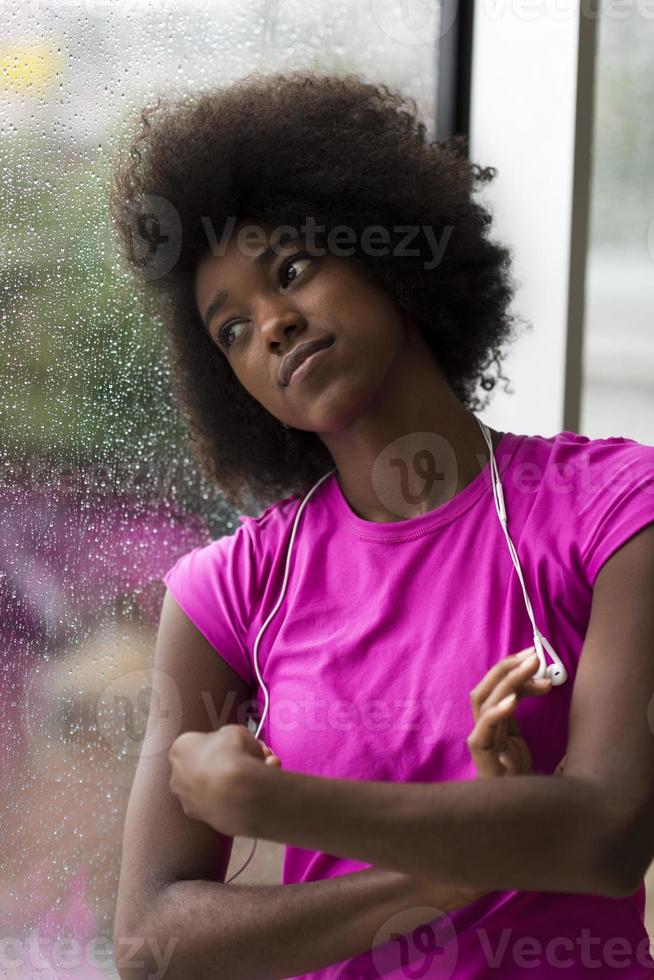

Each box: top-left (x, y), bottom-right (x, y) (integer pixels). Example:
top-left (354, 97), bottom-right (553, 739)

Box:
top-left (286, 338), bottom-right (334, 387)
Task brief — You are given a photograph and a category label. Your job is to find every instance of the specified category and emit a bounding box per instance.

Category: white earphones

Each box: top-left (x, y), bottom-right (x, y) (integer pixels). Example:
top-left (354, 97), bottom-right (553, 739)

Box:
top-left (225, 464), bottom-right (334, 883)
top-left (477, 419), bottom-right (567, 687)
top-left (224, 416), bottom-right (566, 883)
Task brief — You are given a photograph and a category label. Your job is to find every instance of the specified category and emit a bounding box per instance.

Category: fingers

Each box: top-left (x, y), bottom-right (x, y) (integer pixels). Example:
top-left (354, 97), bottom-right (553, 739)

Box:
top-left (259, 740), bottom-right (282, 767)
top-left (483, 652), bottom-right (551, 713)
top-left (499, 734), bottom-right (532, 774)
top-left (216, 728), bottom-right (282, 767)
top-left (214, 724), bottom-right (270, 761)
top-left (470, 647), bottom-right (536, 707)
top-left (467, 649), bottom-right (550, 780)
top-left (469, 692), bottom-right (516, 754)
top-left (467, 682), bottom-right (535, 779)
top-left (470, 651), bottom-right (551, 723)
top-left (467, 691), bottom-right (520, 778)
top-left (468, 691), bottom-right (517, 752)
top-left (498, 750), bottom-right (520, 775)
top-left (469, 647), bottom-right (541, 709)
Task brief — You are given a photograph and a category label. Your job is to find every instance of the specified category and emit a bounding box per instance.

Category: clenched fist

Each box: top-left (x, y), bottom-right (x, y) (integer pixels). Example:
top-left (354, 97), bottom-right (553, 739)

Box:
top-left (168, 723), bottom-right (281, 836)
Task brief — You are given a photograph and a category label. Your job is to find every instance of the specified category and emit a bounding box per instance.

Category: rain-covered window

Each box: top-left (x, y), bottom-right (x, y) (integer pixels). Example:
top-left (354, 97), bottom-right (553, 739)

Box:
top-left (0, 2), bottom-right (440, 974)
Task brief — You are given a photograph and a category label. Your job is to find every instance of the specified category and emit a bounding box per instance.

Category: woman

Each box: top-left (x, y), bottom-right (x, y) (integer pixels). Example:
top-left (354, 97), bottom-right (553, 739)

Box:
top-left (110, 71), bottom-right (654, 978)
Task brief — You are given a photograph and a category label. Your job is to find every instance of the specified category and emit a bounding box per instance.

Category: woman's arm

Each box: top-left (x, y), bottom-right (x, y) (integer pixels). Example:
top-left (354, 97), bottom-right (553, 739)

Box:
top-left (116, 592), bottom-right (482, 980)
top-left (152, 641), bottom-right (547, 980)
top-left (176, 524), bottom-right (654, 900)
top-left (242, 753), bottom-right (616, 896)
top-left (178, 656), bottom-right (596, 901)
top-left (151, 653), bottom-right (558, 980)
top-left (118, 868), bottom-right (478, 980)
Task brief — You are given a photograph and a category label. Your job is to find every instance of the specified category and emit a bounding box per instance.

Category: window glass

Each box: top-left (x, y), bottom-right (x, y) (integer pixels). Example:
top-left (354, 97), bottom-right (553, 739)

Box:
top-left (581, 8), bottom-right (654, 443)
top-left (0, 1), bottom-right (440, 970)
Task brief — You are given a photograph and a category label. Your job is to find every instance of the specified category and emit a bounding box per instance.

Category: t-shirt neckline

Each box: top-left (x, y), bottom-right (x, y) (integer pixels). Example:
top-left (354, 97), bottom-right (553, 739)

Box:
top-left (323, 430), bottom-right (525, 541)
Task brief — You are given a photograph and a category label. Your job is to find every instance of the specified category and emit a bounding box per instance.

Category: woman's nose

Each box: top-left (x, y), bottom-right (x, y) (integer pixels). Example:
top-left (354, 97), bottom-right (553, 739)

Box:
top-left (257, 306), bottom-right (307, 345)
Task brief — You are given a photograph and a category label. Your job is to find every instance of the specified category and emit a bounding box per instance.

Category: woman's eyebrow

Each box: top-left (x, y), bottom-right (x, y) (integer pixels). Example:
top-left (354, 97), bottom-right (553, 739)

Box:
top-left (202, 240), bottom-right (300, 331)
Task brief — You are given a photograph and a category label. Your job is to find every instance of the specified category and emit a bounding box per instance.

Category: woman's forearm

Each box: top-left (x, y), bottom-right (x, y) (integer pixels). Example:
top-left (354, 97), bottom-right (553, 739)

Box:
top-left (244, 767), bottom-right (630, 899)
top-left (115, 867), bottom-right (474, 980)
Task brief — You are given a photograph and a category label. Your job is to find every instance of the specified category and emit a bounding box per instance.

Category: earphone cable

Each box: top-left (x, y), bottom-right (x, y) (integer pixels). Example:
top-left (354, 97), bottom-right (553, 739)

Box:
top-left (225, 466), bottom-right (336, 884)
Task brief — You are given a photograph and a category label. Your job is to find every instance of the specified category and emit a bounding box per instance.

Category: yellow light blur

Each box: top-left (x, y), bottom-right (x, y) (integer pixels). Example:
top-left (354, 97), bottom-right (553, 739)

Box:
top-left (0, 41), bottom-right (65, 94)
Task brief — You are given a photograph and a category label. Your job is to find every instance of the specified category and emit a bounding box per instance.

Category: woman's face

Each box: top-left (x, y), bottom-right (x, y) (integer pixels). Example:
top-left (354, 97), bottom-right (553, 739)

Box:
top-left (194, 218), bottom-right (409, 434)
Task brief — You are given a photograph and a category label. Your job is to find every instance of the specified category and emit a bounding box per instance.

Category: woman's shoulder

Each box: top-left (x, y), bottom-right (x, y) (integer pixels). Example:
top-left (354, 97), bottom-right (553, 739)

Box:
top-left (510, 428), bottom-right (654, 589)
top-left (163, 482), bottom-right (318, 592)
top-left (240, 489), bottom-right (303, 530)
top-left (235, 489), bottom-right (304, 554)
top-left (508, 428), bottom-right (654, 492)
top-left (160, 492), bottom-right (309, 687)
top-left (516, 426), bottom-right (653, 459)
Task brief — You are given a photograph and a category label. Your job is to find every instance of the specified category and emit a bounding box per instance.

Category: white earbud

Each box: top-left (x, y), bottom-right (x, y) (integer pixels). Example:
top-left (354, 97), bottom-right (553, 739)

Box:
top-left (533, 630), bottom-right (568, 686)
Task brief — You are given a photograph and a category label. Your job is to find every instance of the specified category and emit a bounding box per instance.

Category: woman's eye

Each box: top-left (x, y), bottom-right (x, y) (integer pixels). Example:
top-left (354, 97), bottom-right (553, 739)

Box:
top-left (281, 252), bottom-right (312, 287)
top-left (218, 253), bottom-right (312, 350)
top-left (218, 320), bottom-right (246, 349)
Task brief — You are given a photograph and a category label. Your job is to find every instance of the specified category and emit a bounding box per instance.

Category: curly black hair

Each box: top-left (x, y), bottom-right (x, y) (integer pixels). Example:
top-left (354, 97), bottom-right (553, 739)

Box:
top-left (109, 69), bottom-right (528, 512)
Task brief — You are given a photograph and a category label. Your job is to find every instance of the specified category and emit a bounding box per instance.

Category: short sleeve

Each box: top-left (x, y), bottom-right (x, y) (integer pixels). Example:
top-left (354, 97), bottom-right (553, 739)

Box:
top-left (162, 519), bottom-right (260, 688)
top-left (579, 440), bottom-right (654, 588)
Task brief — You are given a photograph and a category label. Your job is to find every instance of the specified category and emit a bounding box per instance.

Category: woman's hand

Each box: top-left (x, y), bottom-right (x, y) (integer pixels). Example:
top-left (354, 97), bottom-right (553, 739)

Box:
top-left (416, 648), bottom-right (565, 911)
top-left (168, 723), bottom-right (281, 835)
top-left (467, 646), bottom-right (562, 778)
top-left (412, 648), bottom-right (558, 912)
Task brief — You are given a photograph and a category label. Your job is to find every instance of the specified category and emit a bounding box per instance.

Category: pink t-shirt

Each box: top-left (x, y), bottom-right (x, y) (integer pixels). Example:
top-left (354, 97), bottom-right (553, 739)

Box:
top-left (162, 429), bottom-right (654, 979)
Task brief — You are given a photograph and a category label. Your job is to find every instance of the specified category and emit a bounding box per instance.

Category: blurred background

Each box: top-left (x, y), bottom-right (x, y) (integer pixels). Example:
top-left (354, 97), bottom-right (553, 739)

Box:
top-left (0, 1), bottom-right (651, 976)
